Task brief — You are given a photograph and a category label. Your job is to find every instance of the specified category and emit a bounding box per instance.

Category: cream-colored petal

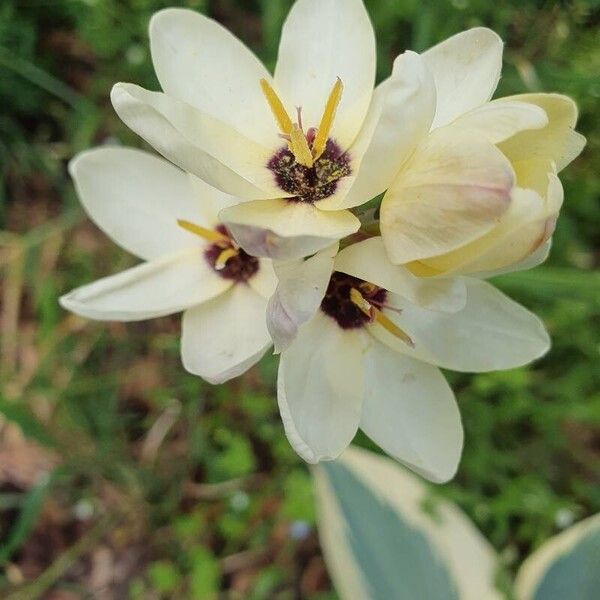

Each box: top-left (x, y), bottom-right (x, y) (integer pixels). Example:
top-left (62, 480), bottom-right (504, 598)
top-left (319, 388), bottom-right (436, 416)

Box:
top-left (274, 0), bottom-right (376, 148)
top-left (498, 93), bottom-right (586, 194)
top-left (451, 99), bottom-right (548, 144)
top-left (415, 176), bottom-right (561, 276)
top-left (361, 344), bottom-right (463, 483)
top-left (423, 28), bottom-right (503, 129)
top-left (69, 147), bottom-right (205, 261)
top-left (59, 249), bottom-right (230, 322)
top-left (278, 312), bottom-right (367, 463)
top-left (326, 51), bottom-right (436, 211)
top-left (371, 279), bottom-right (550, 372)
top-left (187, 174), bottom-right (240, 228)
top-left (150, 8), bottom-right (275, 146)
top-left (267, 243), bottom-right (337, 352)
top-left (248, 259), bottom-right (278, 300)
top-left (111, 83), bottom-right (282, 199)
top-left (181, 284), bottom-right (271, 384)
top-left (334, 237), bottom-right (466, 313)
top-left (220, 199), bottom-right (359, 260)
top-left (381, 129), bottom-right (514, 264)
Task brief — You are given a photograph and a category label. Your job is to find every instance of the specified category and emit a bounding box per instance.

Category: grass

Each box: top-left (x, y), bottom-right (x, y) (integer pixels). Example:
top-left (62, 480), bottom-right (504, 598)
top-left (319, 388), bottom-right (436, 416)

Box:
top-left (1, 0), bottom-right (599, 597)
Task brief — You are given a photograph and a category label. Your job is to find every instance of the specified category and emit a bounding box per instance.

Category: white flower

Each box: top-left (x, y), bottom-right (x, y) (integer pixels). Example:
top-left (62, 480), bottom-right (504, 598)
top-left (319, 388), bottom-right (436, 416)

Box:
top-left (268, 238), bottom-right (550, 482)
top-left (110, 0), bottom-right (435, 259)
top-left (59, 147), bottom-right (276, 384)
top-left (379, 28), bottom-right (585, 277)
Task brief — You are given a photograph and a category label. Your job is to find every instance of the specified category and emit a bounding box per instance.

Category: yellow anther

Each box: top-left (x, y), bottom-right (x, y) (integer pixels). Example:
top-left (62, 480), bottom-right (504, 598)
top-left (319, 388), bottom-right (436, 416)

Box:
top-left (313, 77), bottom-right (344, 160)
top-left (350, 288), bottom-right (414, 348)
top-left (290, 124), bottom-right (315, 167)
top-left (350, 288), bottom-right (373, 317)
top-left (359, 282), bottom-right (379, 295)
top-left (260, 79), bottom-right (293, 135)
top-left (215, 247), bottom-right (238, 270)
top-left (374, 311), bottom-right (415, 348)
top-left (177, 220), bottom-right (230, 244)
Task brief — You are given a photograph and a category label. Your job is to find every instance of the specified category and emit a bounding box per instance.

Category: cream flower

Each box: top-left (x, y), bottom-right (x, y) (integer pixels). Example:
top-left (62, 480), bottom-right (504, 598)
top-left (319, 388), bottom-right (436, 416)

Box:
top-left (379, 28), bottom-right (586, 277)
top-left (110, 0), bottom-right (435, 260)
top-left (59, 147), bottom-right (276, 384)
top-left (268, 239), bottom-right (550, 482)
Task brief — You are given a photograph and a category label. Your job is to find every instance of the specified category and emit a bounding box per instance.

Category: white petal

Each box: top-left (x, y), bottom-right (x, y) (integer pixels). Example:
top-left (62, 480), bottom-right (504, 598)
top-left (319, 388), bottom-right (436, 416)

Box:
top-left (417, 181), bottom-right (558, 277)
top-left (274, 0), bottom-right (376, 148)
top-left (481, 240), bottom-right (551, 278)
top-left (220, 199), bottom-right (359, 260)
top-left (327, 51), bottom-right (436, 210)
top-left (451, 99), bottom-right (548, 144)
top-left (498, 93), bottom-right (586, 195)
top-left (267, 243), bottom-right (338, 352)
top-left (423, 27), bottom-right (503, 129)
top-left (371, 278), bottom-right (550, 372)
top-left (361, 344), bottom-right (463, 483)
top-left (334, 237), bottom-right (466, 313)
top-left (381, 128), bottom-right (514, 263)
top-left (277, 312), bottom-right (367, 463)
top-left (60, 249), bottom-right (230, 321)
top-left (181, 284), bottom-right (271, 384)
top-left (111, 83), bottom-right (282, 199)
top-left (150, 9), bottom-right (274, 146)
top-left (248, 259), bottom-right (278, 300)
top-left (69, 147), bottom-right (206, 260)
top-left (187, 174), bottom-right (240, 228)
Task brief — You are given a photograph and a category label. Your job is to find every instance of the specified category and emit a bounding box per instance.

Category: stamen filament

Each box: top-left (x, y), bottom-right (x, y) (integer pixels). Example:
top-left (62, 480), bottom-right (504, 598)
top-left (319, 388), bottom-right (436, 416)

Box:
top-left (260, 79), bottom-right (293, 135)
top-left (290, 124), bottom-right (315, 167)
top-left (313, 78), bottom-right (344, 160)
top-left (350, 288), bottom-right (414, 348)
top-left (215, 247), bottom-right (238, 270)
top-left (177, 219), bottom-right (230, 244)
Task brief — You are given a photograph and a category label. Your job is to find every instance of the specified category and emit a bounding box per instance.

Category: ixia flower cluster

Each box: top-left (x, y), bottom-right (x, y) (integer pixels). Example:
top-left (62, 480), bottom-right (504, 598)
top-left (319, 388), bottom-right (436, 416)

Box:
top-left (61, 0), bottom-right (585, 483)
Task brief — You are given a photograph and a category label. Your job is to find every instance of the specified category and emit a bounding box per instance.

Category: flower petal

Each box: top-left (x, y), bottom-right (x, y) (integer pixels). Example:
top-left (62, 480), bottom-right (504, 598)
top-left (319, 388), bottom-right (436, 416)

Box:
top-left (325, 51), bottom-right (436, 210)
top-left (361, 344), bottom-right (463, 483)
top-left (187, 174), bottom-right (240, 228)
top-left (498, 93), bottom-right (586, 195)
top-left (334, 237), bottom-right (466, 313)
top-left (371, 278), bottom-right (550, 372)
top-left (181, 284), bottom-right (271, 384)
top-left (69, 147), bottom-right (207, 260)
top-left (278, 312), bottom-right (367, 463)
top-left (381, 128), bottom-right (514, 263)
top-left (150, 8), bottom-right (274, 146)
top-left (415, 176), bottom-right (561, 276)
top-left (451, 99), bottom-right (548, 144)
top-left (111, 83), bottom-right (282, 199)
top-left (267, 243), bottom-right (338, 352)
top-left (423, 27), bottom-right (503, 129)
top-left (274, 0), bottom-right (376, 148)
top-left (220, 199), bottom-right (359, 260)
top-left (60, 249), bottom-right (230, 321)
top-left (248, 259), bottom-right (278, 300)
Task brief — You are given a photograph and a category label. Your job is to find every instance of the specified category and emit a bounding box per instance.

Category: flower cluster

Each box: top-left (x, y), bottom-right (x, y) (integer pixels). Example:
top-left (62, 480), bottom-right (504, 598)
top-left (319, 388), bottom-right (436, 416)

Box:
top-left (60, 0), bottom-right (584, 483)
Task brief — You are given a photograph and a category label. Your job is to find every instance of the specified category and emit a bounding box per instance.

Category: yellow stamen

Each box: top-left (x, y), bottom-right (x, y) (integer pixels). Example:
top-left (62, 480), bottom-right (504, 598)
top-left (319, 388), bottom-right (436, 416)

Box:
top-left (374, 311), bottom-right (415, 348)
top-left (260, 79), bottom-right (293, 135)
top-left (215, 247), bottom-right (238, 270)
top-left (350, 288), bottom-right (414, 348)
top-left (350, 287), bottom-right (372, 317)
top-left (290, 124), bottom-right (315, 167)
top-left (313, 77), bottom-right (344, 160)
top-left (177, 219), bottom-right (229, 244)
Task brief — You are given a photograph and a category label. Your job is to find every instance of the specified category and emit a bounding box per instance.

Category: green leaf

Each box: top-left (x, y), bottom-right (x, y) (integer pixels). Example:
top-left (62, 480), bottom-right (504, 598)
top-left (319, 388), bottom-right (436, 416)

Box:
top-left (0, 395), bottom-right (56, 447)
top-left (515, 514), bottom-right (600, 600)
top-left (0, 474), bottom-right (52, 564)
top-left (314, 447), bottom-right (502, 600)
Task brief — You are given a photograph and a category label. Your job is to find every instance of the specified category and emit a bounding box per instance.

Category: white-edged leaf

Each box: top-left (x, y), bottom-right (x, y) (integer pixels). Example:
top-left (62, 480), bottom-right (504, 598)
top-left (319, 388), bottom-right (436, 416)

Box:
top-left (313, 446), bottom-right (502, 600)
top-left (515, 513), bottom-right (600, 600)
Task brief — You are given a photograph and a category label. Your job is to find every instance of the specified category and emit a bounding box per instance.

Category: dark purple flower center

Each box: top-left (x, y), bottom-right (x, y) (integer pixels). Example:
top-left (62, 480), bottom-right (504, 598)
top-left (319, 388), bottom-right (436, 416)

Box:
top-left (204, 225), bottom-right (259, 283)
top-left (320, 272), bottom-right (387, 330)
top-left (268, 139), bottom-right (352, 204)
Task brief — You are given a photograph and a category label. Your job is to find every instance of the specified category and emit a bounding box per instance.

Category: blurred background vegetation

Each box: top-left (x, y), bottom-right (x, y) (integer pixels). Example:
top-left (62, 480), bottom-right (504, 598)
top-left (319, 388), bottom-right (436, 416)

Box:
top-left (0, 0), bottom-right (599, 598)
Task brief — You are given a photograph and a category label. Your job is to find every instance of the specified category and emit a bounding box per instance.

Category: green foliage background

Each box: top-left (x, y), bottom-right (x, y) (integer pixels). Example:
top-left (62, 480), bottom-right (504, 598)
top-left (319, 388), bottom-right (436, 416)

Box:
top-left (1, 0), bottom-right (598, 597)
